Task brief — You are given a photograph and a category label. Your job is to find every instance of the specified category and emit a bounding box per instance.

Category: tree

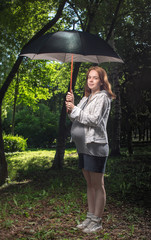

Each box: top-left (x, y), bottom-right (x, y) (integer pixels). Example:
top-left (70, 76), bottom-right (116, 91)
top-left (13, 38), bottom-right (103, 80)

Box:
top-left (0, 0), bottom-right (67, 185)
top-left (114, 0), bottom-right (151, 153)
top-left (52, 62), bottom-right (81, 169)
top-left (52, 0), bottom-right (124, 168)
top-left (110, 67), bottom-right (121, 155)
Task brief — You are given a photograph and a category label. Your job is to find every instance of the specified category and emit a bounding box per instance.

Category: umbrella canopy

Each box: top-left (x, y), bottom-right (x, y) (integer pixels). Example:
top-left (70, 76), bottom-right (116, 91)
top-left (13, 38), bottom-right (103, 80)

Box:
top-left (20, 30), bottom-right (123, 93)
top-left (20, 30), bottom-right (123, 64)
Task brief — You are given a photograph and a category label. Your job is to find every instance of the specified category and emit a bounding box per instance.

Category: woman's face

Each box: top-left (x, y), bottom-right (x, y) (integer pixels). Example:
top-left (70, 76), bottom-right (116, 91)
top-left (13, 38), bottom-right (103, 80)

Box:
top-left (87, 70), bottom-right (101, 94)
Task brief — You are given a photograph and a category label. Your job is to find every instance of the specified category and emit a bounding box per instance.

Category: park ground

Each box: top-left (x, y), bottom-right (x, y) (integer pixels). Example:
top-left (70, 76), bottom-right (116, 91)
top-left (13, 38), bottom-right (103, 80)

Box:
top-left (0, 145), bottom-right (151, 239)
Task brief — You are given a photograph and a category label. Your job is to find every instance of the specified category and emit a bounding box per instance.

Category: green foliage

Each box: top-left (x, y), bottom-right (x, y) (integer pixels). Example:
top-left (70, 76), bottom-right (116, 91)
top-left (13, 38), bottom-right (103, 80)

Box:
top-left (3, 104), bottom-right (58, 148)
top-left (2, 61), bottom-right (52, 113)
top-left (13, 104), bottom-right (58, 148)
top-left (3, 134), bottom-right (27, 152)
top-left (0, 0), bottom-right (50, 84)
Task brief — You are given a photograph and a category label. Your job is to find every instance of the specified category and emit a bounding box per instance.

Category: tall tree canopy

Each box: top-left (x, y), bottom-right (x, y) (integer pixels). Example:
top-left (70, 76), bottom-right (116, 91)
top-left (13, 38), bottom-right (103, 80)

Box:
top-left (0, 0), bottom-right (150, 184)
top-left (0, 0), bottom-right (67, 185)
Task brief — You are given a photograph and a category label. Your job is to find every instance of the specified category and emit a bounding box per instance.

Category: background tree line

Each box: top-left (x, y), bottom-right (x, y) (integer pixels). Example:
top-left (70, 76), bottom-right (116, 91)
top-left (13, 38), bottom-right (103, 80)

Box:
top-left (0, 0), bottom-right (150, 185)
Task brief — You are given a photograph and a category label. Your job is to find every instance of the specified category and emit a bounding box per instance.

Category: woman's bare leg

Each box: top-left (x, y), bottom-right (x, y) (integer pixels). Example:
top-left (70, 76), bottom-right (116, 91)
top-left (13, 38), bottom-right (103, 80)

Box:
top-left (82, 169), bottom-right (95, 214)
top-left (90, 172), bottom-right (106, 218)
top-left (82, 169), bottom-right (106, 218)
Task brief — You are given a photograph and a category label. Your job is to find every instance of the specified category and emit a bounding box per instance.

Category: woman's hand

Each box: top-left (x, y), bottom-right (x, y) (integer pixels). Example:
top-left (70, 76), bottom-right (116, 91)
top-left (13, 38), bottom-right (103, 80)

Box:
top-left (66, 90), bottom-right (74, 104)
top-left (65, 101), bottom-right (74, 113)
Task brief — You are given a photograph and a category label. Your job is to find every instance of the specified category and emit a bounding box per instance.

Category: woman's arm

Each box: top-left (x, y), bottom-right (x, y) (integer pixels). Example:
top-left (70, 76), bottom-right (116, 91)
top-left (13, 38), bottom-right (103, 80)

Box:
top-left (67, 96), bottom-right (88, 121)
top-left (70, 94), bottom-right (110, 127)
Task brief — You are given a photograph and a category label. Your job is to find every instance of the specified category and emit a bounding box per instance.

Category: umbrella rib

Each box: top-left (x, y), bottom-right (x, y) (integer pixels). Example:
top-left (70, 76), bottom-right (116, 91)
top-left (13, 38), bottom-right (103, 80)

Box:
top-left (78, 32), bottom-right (85, 55)
top-left (63, 54), bottom-right (66, 62)
top-left (32, 54), bottom-right (36, 60)
top-left (96, 55), bottom-right (100, 64)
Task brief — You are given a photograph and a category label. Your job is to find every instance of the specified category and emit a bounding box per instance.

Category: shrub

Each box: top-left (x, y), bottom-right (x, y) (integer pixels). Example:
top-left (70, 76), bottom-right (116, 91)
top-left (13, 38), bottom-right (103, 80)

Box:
top-left (14, 104), bottom-right (58, 148)
top-left (2, 104), bottom-right (59, 148)
top-left (3, 134), bottom-right (27, 152)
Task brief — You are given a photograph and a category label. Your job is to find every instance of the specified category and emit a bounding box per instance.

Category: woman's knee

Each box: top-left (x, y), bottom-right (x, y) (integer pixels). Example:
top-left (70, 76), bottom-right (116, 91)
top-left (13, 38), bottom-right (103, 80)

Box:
top-left (90, 173), bottom-right (105, 190)
top-left (82, 169), bottom-right (92, 186)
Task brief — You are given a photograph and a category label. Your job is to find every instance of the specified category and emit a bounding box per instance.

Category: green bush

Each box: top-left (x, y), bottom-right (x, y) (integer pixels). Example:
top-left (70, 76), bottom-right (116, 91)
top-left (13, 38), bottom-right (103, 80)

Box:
top-left (14, 104), bottom-right (58, 148)
top-left (3, 134), bottom-right (27, 152)
top-left (2, 104), bottom-right (59, 148)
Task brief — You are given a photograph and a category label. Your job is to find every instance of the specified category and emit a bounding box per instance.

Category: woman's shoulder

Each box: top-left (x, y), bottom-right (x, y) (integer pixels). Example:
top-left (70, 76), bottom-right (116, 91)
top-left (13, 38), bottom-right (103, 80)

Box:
top-left (82, 96), bottom-right (88, 100)
top-left (79, 96), bottom-right (88, 103)
top-left (96, 90), bottom-right (111, 100)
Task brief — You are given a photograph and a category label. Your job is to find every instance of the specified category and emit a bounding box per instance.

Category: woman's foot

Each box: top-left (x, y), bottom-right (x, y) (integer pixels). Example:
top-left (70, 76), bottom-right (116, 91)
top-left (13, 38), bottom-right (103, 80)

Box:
top-left (82, 215), bottom-right (102, 233)
top-left (76, 212), bottom-right (92, 230)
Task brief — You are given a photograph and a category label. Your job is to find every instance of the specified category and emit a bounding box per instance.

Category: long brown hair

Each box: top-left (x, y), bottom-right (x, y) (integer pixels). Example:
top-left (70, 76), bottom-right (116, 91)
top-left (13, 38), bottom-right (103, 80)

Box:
top-left (85, 66), bottom-right (116, 99)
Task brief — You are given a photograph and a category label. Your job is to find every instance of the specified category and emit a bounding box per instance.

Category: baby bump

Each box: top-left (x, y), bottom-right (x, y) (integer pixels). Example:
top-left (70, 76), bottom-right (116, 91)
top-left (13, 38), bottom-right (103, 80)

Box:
top-left (71, 121), bottom-right (85, 142)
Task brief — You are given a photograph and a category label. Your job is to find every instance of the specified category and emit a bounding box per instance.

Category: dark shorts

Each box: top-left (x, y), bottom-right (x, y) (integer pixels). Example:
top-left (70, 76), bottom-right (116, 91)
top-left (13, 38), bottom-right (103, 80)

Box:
top-left (78, 153), bottom-right (108, 173)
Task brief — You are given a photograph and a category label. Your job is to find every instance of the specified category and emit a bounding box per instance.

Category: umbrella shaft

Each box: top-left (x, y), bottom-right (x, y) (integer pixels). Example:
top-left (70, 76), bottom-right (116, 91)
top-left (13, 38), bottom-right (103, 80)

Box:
top-left (70, 55), bottom-right (74, 92)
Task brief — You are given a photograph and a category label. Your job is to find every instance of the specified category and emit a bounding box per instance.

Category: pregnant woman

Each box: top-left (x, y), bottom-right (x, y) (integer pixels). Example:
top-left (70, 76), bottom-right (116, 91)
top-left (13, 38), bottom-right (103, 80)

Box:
top-left (65, 66), bottom-right (115, 233)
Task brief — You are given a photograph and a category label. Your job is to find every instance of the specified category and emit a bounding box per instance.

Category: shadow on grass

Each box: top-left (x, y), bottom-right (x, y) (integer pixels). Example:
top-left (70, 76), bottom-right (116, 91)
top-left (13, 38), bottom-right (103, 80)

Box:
top-left (0, 146), bottom-right (151, 240)
top-left (105, 153), bottom-right (151, 209)
top-left (0, 164), bottom-right (85, 200)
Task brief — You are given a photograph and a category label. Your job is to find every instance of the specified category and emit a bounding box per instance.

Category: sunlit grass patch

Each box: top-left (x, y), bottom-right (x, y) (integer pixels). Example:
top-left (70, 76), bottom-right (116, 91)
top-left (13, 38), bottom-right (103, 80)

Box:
top-left (6, 149), bottom-right (78, 177)
top-left (6, 149), bottom-right (56, 181)
top-left (64, 148), bottom-right (78, 168)
top-left (5, 148), bottom-right (79, 183)
top-left (6, 149), bottom-right (55, 166)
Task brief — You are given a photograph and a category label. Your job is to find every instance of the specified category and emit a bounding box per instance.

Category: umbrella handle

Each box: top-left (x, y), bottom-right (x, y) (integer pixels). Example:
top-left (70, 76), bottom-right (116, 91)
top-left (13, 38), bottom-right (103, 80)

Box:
top-left (70, 54), bottom-right (74, 92)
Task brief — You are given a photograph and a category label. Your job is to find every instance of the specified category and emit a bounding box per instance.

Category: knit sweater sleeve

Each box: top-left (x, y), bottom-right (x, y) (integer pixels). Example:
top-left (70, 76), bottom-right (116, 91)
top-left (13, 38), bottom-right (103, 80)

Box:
top-left (68, 96), bottom-right (87, 122)
top-left (70, 94), bottom-right (110, 127)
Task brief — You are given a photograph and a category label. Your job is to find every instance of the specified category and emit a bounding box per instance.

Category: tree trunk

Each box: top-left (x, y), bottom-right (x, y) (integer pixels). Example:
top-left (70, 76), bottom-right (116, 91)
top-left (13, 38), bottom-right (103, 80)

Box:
top-left (52, 62), bottom-right (81, 169)
top-left (11, 72), bottom-right (19, 135)
top-left (0, 0), bottom-right (66, 186)
top-left (146, 122), bottom-right (149, 142)
top-left (127, 123), bottom-right (133, 155)
top-left (108, 30), bottom-right (122, 156)
top-left (110, 67), bottom-right (121, 156)
top-left (106, 0), bottom-right (124, 42)
top-left (0, 105), bottom-right (8, 185)
top-left (138, 127), bottom-right (142, 141)
top-left (150, 121), bottom-right (151, 141)
top-left (51, 100), bottom-right (67, 169)
top-left (0, 57), bottom-right (23, 103)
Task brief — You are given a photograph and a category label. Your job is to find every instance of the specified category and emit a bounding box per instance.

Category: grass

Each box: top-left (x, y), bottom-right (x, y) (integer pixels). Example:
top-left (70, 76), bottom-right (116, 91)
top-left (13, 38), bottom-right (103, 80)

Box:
top-left (0, 145), bottom-right (151, 239)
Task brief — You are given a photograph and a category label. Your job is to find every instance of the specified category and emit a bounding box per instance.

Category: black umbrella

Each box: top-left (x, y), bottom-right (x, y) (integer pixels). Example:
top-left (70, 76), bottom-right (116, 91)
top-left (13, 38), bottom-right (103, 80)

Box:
top-left (20, 30), bottom-right (123, 91)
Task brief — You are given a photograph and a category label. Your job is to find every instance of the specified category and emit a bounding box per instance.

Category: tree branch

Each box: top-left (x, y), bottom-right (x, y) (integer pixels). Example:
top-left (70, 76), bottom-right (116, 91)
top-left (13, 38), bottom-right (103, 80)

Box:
top-left (67, 0), bottom-right (85, 30)
top-left (106, 0), bottom-right (124, 42)
top-left (0, 0), bottom-right (67, 103)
